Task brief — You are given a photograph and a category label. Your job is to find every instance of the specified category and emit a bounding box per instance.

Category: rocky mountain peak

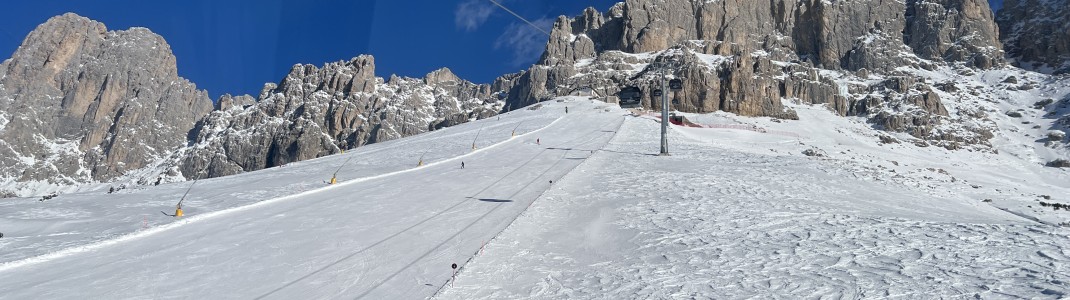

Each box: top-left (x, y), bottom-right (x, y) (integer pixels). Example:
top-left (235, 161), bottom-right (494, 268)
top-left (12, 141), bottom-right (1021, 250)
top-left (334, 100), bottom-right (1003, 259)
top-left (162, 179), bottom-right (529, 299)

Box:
top-left (0, 13), bottom-right (508, 195)
top-left (172, 53), bottom-right (502, 180)
top-left (0, 13), bottom-right (212, 193)
top-left (215, 93), bottom-right (256, 111)
top-left (5, 13), bottom-right (107, 81)
top-left (496, 0), bottom-right (1010, 150)
top-left (6, 13), bottom-right (183, 86)
top-left (424, 67), bottom-right (461, 85)
top-left (536, 0), bottom-right (1004, 72)
top-left (4, 1), bottom-right (1063, 196)
top-left (575, 7), bottom-right (604, 32)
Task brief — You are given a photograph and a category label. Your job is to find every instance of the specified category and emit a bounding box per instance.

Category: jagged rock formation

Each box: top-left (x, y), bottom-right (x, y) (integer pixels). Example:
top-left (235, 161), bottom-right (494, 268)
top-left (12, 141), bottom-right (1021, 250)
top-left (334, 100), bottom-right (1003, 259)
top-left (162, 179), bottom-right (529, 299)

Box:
top-left (905, 0), bottom-right (1004, 69)
top-left (0, 0), bottom-right (1039, 194)
top-left (171, 57), bottom-right (502, 179)
top-left (0, 13), bottom-right (502, 195)
top-left (497, 0), bottom-right (1004, 147)
top-left (0, 13), bottom-right (213, 188)
top-left (998, 0), bottom-right (1070, 74)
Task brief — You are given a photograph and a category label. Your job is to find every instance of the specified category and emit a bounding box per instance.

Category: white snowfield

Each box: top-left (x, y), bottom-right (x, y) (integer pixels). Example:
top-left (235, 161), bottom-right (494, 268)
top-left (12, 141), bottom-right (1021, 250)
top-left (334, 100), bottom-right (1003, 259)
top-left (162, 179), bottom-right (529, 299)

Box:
top-left (441, 104), bottom-right (1070, 298)
top-left (0, 96), bottom-right (1068, 299)
top-left (0, 98), bottom-right (621, 299)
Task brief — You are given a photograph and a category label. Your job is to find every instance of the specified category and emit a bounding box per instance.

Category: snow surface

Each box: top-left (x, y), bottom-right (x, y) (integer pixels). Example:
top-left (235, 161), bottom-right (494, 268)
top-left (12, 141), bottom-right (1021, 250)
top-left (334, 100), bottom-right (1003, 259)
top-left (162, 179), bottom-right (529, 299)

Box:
top-left (694, 53), bottom-right (732, 69)
top-left (0, 97), bottom-right (1068, 298)
top-left (440, 101), bottom-right (1070, 299)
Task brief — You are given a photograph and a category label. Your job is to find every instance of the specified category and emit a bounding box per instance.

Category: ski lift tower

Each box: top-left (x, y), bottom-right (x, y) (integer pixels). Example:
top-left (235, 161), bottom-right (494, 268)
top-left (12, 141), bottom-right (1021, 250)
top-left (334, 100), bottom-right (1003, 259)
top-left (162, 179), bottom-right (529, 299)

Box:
top-left (651, 58), bottom-right (679, 156)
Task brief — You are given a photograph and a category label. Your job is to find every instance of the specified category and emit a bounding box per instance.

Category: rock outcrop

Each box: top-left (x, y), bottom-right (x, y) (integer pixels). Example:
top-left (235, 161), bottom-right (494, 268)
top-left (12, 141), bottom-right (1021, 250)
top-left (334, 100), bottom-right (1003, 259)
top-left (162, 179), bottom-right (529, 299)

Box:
top-left (0, 13), bottom-right (502, 195)
top-left (497, 0), bottom-right (1004, 146)
top-left (172, 57), bottom-right (502, 179)
top-left (905, 0), bottom-right (1004, 69)
top-left (0, 1), bottom-right (1028, 194)
top-left (0, 13), bottom-right (213, 188)
top-left (998, 0), bottom-right (1070, 74)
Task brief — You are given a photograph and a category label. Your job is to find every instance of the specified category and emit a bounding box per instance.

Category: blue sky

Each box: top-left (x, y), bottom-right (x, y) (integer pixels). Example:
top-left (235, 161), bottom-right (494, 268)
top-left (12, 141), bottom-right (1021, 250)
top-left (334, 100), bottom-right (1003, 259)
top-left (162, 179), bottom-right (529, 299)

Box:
top-left (1, 0), bottom-right (1003, 100)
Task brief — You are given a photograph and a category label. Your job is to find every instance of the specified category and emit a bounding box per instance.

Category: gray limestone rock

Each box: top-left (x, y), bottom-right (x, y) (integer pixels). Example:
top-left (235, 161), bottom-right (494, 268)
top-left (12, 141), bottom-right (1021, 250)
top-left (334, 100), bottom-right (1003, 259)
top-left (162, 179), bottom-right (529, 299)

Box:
top-left (498, 0), bottom-right (1004, 146)
top-left (0, 13), bottom-right (503, 194)
top-left (998, 0), bottom-right (1070, 73)
top-left (0, 13), bottom-right (213, 187)
top-left (175, 57), bottom-right (502, 179)
top-left (905, 0), bottom-right (1004, 69)
top-left (0, 0), bottom-right (1025, 194)
top-left (215, 94), bottom-right (256, 111)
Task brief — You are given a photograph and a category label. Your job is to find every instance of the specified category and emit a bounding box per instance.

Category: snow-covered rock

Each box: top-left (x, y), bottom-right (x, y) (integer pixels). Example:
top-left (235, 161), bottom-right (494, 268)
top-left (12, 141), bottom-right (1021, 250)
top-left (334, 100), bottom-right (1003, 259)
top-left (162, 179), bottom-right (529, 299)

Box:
top-left (998, 0), bottom-right (1070, 74)
top-left (0, 13), bottom-right (213, 195)
top-left (0, 14), bottom-right (503, 196)
top-left (495, 0), bottom-right (1015, 151)
top-left (170, 58), bottom-right (503, 179)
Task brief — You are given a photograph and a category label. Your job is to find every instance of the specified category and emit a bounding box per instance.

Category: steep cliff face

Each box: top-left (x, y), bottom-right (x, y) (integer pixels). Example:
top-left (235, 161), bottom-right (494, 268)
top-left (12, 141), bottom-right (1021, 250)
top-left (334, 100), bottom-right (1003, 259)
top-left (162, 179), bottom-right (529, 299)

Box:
top-left (500, 0), bottom-right (1004, 148)
top-left (905, 0), bottom-right (1004, 69)
top-left (0, 13), bottom-right (213, 189)
top-left (0, 13), bottom-right (502, 196)
top-left (0, 1), bottom-right (1037, 195)
top-left (998, 0), bottom-right (1070, 74)
top-left (171, 57), bottom-right (502, 179)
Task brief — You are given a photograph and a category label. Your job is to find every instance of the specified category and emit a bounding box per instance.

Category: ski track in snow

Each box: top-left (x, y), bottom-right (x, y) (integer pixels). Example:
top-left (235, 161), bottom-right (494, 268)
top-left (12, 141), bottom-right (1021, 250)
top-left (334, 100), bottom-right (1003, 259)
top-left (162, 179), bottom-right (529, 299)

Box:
top-left (264, 114), bottom-right (621, 300)
top-left (440, 111), bottom-right (1070, 299)
top-left (0, 111), bottom-right (561, 266)
top-left (0, 97), bottom-right (628, 299)
top-left (0, 95), bottom-right (1067, 298)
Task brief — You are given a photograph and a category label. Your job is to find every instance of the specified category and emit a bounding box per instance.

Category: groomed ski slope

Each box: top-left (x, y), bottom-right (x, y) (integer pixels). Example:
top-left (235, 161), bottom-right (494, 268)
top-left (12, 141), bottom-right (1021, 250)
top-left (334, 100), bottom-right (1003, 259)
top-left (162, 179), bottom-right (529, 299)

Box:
top-left (439, 102), bottom-right (1070, 298)
top-left (0, 103), bottom-right (559, 265)
top-left (0, 97), bottom-right (621, 299)
top-left (0, 95), bottom-right (1067, 298)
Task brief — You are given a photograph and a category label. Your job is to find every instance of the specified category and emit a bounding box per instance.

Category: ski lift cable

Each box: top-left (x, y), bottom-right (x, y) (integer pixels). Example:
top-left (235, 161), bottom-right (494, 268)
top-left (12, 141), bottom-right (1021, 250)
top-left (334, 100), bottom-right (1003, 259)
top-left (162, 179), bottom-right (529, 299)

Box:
top-left (487, 0), bottom-right (551, 36)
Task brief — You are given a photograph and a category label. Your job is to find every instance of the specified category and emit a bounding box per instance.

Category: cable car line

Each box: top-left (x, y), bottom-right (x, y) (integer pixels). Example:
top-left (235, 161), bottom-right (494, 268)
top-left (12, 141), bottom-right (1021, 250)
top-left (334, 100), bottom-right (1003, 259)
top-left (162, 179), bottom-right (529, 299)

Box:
top-left (487, 0), bottom-right (551, 36)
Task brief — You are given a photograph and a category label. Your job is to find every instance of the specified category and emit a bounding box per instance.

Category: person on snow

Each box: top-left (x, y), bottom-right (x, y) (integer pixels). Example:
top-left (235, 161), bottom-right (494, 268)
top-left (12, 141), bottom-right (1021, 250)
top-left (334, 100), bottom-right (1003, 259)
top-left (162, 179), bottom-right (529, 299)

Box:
top-left (461, 161), bottom-right (465, 169)
top-left (537, 138), bottom-right (540, 145)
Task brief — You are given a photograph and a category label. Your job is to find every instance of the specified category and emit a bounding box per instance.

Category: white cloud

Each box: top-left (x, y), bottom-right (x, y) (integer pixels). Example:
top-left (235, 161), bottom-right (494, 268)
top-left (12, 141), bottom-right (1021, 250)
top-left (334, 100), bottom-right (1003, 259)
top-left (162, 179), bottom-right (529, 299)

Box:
top-left (494, 18), bottom-right (554, 67)
top-left (455, 0), bottom-right (496, 31)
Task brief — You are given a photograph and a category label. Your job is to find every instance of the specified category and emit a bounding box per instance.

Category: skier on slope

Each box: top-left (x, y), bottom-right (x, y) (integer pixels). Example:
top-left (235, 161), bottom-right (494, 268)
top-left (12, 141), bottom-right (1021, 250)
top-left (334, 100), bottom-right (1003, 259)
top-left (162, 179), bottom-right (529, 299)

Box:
top-left (461, 161), bottom-right (465, 169)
